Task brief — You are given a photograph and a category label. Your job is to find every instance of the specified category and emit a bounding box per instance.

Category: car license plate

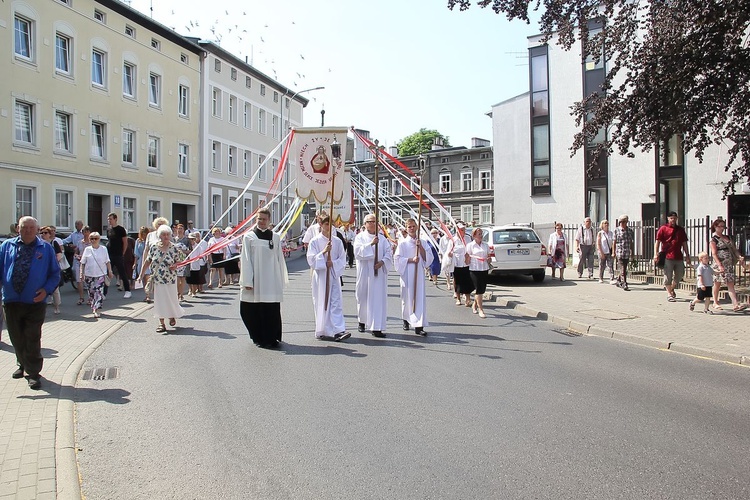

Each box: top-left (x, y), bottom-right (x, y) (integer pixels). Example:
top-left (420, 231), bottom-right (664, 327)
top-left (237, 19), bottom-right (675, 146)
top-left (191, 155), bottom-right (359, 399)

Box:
top-left (507, 249), bottom-right (530, 256)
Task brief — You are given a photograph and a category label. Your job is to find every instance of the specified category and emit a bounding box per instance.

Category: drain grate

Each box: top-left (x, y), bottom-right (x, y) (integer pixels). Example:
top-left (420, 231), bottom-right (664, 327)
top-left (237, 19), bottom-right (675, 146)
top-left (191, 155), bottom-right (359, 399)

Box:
top-left (82, 367), bottom-right (120, 381)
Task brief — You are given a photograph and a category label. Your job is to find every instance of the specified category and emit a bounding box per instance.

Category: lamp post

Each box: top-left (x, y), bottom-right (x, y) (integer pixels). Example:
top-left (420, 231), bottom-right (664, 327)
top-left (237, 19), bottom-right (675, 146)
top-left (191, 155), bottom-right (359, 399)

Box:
top-left (280, 85), bottom-right (324, 227)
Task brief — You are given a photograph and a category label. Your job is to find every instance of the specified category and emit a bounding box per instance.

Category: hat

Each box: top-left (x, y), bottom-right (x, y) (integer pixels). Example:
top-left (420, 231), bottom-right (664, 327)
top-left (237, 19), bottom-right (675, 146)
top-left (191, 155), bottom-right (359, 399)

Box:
top-left (667, 211), bottom-right (678, 217)
top-left (619, 214), bottom-right (629, 222)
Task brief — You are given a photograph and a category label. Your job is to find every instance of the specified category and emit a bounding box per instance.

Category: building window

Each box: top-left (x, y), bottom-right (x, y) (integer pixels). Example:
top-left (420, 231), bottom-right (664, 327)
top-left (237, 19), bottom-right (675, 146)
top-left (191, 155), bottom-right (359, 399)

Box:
top-left (91, 121), bottom-right (106, 159)
top-left (212, 88), bottom-right (221, 117)
top-left (441, 157), bottom-right (449, 164)
top-left (54, 111), bottom-right (72, 153)
top-left (479, 204), bottom-right (492, 225)
top-left (462, 155), bottom-right (471, 161)
top-left (178, 85), bottom-right (189, 117)
top-left (272, 115), bottom-right (279, 139)
top-left (212, 194), bottom-right (221, 222)
top-left (93, 9), bottom-right (105, 23)
top-left (180, 53), bottom-right (188, 64)
top-left (480, 170), bottom-right (491, 190)
top-left (122, 129), bottom-right (134, 164)
top-left (243, 151), bottom-right (250, 177)
top-left (125, 25), bottom-right (135, 38)
top-left (243, 102), bottom-right (251, 128)
top-left (461, 171), bottom-right (472, 191)
top-left (229, 196), bottom-right (238, 224)
top-left (123, 62), bottom-right (135, 98)
top-left (461, 205), bottom-right (473, 225)
top-left (260, 84), bottom-right (266, 96)
top-left (392, 179), bottom-right (402, 196)
top-left (212, 141), bottom-right (221, 171)
top-left (122, 197), bottom-right (136, 232)
top-left (228, 95), bottom-right (237, 123)
top-left (55, 33), bottom-right (71, 74)
top-left (178, 143), bottom-right (189, 175)
top-left (147, 136), bottom-right (159, 169)
top-left (410, 176), bottom-right (420, 191)
top-left (245, 76), bottom-right (251, 88)
top-left (258, 109), bottom-right (267, 134)
top-left (439, 172), bottom-right (451, 193)
top-left (244, 197), bottom-right (252, 218)
top-left (480, 152), bottom-right (490, 159)
top-left (530, 44), bottom-right (551, 196)
top-left (379, 179), bottom-right (389, 197)
top-left (147, 200), bottom-right (159, 221)
top-left (16, 186), bottom-right (35, 220)
top-left (231, 67), bottom-right (237, 80)
top-left (228, 146), bottom-right (236, 175)
top-left (258, 155), bottom-right (266, 181)
top-left (55, 190), bottom-right (72, 229)
top-left (15, 16), bottom-right (34, 61)
top-left (531, 46), bottom-right (549, 118)
top-left (149, 73), bottom-right (161, 107)
top-left (285, 97), bottom-right (290, 109)
top-left (150, 38), bottom-right (160, 50)
top-left (91, 49), bottom-right (106, 87)
top-left (273, 91), bottom-right (279, 103)
top-left (15, 101), bottom-right (35, 145)
top-left (214, 59), bottom-right (221, 72)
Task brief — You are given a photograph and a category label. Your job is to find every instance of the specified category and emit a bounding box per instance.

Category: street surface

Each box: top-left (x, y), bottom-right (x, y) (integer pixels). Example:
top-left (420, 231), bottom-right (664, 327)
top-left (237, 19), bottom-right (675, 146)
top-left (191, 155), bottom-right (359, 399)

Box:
top-left (74, 254), bottom-right (750, 499)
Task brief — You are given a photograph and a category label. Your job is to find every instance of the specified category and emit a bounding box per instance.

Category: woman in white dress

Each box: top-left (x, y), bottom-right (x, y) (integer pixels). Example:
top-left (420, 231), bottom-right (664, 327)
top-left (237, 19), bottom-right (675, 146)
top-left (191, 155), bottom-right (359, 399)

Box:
top-left (139, 225), bottom-right (185, 333)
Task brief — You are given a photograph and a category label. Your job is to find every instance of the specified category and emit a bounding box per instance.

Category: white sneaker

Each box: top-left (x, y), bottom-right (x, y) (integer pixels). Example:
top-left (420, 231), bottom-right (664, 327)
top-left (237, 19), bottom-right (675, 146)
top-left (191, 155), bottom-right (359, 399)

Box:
top-left (123, 291), bottom-right (132, 299)
top-left (599, 279), bottom-right (604, 283)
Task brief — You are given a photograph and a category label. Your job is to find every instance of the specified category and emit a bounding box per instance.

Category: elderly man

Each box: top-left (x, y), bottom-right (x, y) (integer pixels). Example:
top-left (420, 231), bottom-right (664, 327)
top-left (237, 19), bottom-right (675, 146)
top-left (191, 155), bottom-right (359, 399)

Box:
top-left (575, 216), bottom-right (596, 279)
top-left (0, 216), bottom-right (60, 389)
top-left (62, 219), bottom-right (85, 248)
top-left (354, 214), bottom-right (393, 338)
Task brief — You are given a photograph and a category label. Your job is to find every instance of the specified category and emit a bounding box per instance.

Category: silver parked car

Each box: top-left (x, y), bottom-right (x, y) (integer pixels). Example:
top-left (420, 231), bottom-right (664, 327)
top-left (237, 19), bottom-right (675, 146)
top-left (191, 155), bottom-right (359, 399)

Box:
top-left (482, 225), bottom-right (548, 282)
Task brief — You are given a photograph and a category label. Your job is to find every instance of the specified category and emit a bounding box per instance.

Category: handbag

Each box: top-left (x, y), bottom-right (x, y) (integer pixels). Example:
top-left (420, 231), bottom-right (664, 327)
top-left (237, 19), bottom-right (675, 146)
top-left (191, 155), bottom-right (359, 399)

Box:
top-left (656, 251), bottom-right (666, 268)
top-left (104, 275), bottom-right (112, 287)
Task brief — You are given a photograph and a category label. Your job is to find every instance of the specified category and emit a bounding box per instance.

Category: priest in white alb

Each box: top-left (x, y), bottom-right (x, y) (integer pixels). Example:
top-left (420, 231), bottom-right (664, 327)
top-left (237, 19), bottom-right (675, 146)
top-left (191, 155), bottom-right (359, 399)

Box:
top-left (394, 218), bottom-right (434, 336)
top-left (354, 214), bottom-right (393, 338)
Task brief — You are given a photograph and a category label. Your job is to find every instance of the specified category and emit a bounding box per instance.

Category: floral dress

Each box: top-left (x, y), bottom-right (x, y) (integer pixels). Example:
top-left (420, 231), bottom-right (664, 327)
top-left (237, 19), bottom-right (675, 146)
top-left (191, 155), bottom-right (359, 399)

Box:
top-left (551, 234), bottom-right (567, 269)
top-left (149, 243), bottom-right (185, 285)
top-left (712, 235), bottom-right (737, 284)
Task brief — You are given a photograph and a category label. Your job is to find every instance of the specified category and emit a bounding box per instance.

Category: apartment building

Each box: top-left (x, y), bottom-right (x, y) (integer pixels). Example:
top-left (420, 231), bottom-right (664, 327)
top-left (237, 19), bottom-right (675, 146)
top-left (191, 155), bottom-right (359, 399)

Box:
top-left (196, 41), bottom-right (310, 229)
top-left (1, 0), bottom-right (202, 234)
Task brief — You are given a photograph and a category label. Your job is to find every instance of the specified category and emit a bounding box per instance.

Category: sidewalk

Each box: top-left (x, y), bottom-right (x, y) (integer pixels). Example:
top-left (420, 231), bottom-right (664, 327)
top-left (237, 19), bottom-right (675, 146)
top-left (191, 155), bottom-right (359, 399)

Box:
top-left (1, 256), bottom-right (749, 498)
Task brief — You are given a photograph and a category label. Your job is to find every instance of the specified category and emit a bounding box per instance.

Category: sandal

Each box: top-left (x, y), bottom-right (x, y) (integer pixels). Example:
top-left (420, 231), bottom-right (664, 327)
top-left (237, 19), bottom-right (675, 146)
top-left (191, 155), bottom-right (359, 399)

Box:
top-left (689, 302), bottom-right (695, 311)
top-left (169, 318), bottom-right (176, 326)
top-left (156, 324), bottom-right (167, 333)
top-left (77, 298), bottom-right (84, 305)
top-left (733, 304), bottom-right (747, 312)
top-left (714, 305), bottom-right (724, 311)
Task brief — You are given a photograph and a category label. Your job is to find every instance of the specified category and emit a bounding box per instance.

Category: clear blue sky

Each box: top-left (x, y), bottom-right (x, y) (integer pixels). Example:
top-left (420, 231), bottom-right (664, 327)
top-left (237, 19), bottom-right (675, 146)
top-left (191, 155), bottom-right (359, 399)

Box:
top-left (128, 0), bottom-right (539, 149)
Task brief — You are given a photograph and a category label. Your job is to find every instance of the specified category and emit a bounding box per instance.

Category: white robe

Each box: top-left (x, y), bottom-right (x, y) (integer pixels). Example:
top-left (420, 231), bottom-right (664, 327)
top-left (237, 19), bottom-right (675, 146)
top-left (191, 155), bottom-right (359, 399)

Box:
top-left (240, 230), bottom-right (288, 303)
top-left (307, 232), bottom-right (347, 337)
top-left (354, 230), bottom-right (393, 331)
top-left (394, 235), bottom-right (434, 327)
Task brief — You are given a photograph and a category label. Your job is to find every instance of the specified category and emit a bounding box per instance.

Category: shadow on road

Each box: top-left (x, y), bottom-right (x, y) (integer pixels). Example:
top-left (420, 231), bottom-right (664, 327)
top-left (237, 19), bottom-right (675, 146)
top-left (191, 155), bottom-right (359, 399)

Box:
top-left (17, 379), bottom-right (131, 404)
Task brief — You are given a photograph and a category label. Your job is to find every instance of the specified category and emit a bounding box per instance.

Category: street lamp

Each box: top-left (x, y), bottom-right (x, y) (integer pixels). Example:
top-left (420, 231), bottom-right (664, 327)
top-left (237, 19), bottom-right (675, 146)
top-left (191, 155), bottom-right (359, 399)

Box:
top-left (280, 86), bottom-right (324, 228)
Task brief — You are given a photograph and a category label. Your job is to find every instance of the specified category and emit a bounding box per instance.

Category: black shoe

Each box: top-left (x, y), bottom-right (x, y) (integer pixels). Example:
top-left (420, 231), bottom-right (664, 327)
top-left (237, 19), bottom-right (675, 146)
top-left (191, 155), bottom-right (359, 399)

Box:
top-left (415, 327), bottom-right (426, 336)
top-left (28, 376), bottom-right (41, 390)
top-left (12, 367), bottom-right (24, 379)
top-left (372, 331), bottom-right (386, 338)
top-left (357, 323), bottom-right (365, 333)
top-left (403, 320), bottom-right (410, 331)
top-left (317, 335), bottom-right (336, 341)
top-left (334, 332), bottom-right (351, 342)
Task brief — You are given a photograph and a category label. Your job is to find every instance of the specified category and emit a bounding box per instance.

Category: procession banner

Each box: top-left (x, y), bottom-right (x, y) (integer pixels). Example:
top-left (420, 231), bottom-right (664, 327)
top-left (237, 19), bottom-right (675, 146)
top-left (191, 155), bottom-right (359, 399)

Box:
top-left (331, 169), bottom-right (355, 226)
top-left (291, 127), bottom-right (348, 205)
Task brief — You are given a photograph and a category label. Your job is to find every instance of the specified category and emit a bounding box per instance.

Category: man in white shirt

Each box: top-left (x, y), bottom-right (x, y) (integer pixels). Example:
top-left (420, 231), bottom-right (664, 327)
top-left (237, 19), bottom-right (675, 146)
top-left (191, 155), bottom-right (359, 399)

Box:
top-left (575, 216), bottom-right (596, 279)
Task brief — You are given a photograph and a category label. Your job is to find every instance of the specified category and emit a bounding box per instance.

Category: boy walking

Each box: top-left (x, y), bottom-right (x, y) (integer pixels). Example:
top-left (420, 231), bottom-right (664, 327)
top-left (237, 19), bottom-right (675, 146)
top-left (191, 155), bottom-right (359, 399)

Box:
top-left (690, 252), bottom-right (714, 313)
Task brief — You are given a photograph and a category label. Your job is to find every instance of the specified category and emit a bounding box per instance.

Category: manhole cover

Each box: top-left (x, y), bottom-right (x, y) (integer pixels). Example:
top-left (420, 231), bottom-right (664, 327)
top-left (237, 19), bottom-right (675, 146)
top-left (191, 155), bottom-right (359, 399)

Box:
top-left (82, 367), bottom-right (120, 381)
top-left (575, 309), bottom-right (638, 320)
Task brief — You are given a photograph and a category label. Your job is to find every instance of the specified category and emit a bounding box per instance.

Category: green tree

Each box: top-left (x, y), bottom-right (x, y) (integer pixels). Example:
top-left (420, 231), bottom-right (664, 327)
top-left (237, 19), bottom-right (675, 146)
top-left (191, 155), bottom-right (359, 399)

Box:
top-left (396, 129), bottom-right (451, 157)
top-left (448, 0), bottom-right (750, 195)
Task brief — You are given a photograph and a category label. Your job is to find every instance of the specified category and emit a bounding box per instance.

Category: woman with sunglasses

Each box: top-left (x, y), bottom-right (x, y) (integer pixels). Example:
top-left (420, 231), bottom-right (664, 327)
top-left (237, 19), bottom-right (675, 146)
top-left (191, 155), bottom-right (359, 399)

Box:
top-left (79, 232), bottom-right (113, 318)
top-left (39, 226), bottom-right (63, 314)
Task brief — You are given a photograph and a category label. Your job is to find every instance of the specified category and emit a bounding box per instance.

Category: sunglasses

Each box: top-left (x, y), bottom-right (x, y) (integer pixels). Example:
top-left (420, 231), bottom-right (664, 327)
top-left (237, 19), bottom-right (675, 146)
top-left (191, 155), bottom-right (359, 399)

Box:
top-left (40, 231), bottom-right (50, 235)
top-left (90, 237), bottom-right (100, 240)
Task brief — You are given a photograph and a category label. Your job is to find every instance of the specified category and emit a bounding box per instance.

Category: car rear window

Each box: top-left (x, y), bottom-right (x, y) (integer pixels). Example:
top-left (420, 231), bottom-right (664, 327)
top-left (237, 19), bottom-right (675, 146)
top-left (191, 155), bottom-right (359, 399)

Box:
top-left (493, 229), bottom-right (540, 244)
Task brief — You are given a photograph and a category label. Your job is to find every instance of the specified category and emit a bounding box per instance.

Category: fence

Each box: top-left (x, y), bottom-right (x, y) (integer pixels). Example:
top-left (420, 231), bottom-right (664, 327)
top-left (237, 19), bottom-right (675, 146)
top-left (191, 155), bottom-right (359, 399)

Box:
top-left (542, 217), bottom-right (750, 289)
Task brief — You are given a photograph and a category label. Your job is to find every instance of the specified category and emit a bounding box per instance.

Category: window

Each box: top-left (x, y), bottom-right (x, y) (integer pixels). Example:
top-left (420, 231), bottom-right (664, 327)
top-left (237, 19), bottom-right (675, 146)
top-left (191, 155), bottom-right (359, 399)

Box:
top-left (231, 67), bottom-right (237, 80)
top-left (212, 141), bottom-right (221, 171)
top-left (15, 101), bottom-right (35, 145)
top-left (214, 59), bottom-right (221, 72)
top-left (91, 121), bottom-right (106, 159)
top-left (530, 44), bottom-right (551, 195)
top-left (479, 204), bottom-right (492, 225)
top-left (149, 73), bottom-right (161, 107)
top-left (55, 190), bottom-right (72, 229)
top-left (258, 109), bottom-right (266, 134)
top-left (260, 84), bottom-right (266, 96)
top-left (410, 176), bottom-right (420, 191)
top-left (180, 53), bottom-right (188, 64)
top-left (148, 200), bottom-right (160, 222)
top-left (147, 136), bottom-right (159, 169)
top-left (480, 170), bottom-right (492, 190)
top-left (461, 171), bottom-right (472, 191)
top-left (55, 33), bottom-right (71, 74)
top-left (228, 95), bottom-right (237, 123)
top-left (91, 49), bottom-right (106, 87)
top-left (258, 155), bottom-right (266, 181)
top-left (212, 194), bottom-right (221, 222)
top-left (93, 9), bottom-right (105, 23)
top-left (54, 111), bottom-right (72, 153)
top-left (178, 85), bottom-right (189, 117)
top-left (379, 179), bottom-right (389, 197)
top-left (461, 205), bottom-right (473, 225)
top-left (392, 179), bottom-right (402, 196)
top-left (285, 97), bottom-right (290, 109)
top-left (212, 88), bottom-right (222, 117)
top-left (125, 25), bottom-right (135, 38)
top-left (243, 102), bottom-right (251, 128)
top-left (122, 129), bottom-right (134, 164)
top-left (14, 16), bottom-right (33, 60)
top-left (123, 62), bottom-right (135, 97)
top-left (245, 76), bottom-right (251, 88)
top-left (462, 155), bottom-right (471, 161)
top-left (244, 197), bottom-right (252, 218)
top-left (243, 151), bottom-right (250, 177)
top-left (272, 115), bottom-right (279, 138)
top-left (16, 186), bottom-right (35, 220)
top-left (150, 38), bottom-right (160, 50)
top-left (480, 152), bottom-right (490, 159)
top-left (273, 91), bottom-right (279, 103)
top-left (228, 196), bottom-right (238, 224)
top-left (439, 173), bottom-right (451, 193)
top-left (122, 197), bottom-right (136, 232)
top-left (441, 157), bottom-right (449, 164)
top-left (228, 146), bottom-right (236, 175)
top-left (178, 143), bottom-right (189, 175)
top-left (531, 48), bottom-right (549, 118)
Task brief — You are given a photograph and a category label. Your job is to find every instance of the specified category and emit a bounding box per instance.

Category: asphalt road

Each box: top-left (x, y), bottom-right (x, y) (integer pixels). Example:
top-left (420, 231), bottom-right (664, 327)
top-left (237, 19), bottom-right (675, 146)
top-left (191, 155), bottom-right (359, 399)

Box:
top-left (75, 255), bottom-right (750, 499)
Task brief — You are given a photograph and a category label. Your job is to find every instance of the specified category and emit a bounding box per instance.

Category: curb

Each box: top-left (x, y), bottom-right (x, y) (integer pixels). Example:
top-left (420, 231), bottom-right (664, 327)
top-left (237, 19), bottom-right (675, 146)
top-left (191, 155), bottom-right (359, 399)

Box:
top-left (55, 302), bottom-right (152, 499)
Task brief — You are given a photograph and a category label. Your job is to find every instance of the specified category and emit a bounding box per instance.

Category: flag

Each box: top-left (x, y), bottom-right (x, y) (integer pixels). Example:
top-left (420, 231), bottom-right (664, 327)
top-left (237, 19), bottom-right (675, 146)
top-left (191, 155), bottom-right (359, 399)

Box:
top-left (291, 127), bottom-right (348, 205)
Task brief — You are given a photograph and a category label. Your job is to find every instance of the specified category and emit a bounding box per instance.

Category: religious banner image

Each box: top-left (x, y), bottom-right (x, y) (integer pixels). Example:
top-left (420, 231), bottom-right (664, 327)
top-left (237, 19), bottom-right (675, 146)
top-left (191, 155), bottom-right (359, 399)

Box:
top-left (331, 169), bottom-right (355, 226)
top-left (291, 127), bottom-right (349, 205)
